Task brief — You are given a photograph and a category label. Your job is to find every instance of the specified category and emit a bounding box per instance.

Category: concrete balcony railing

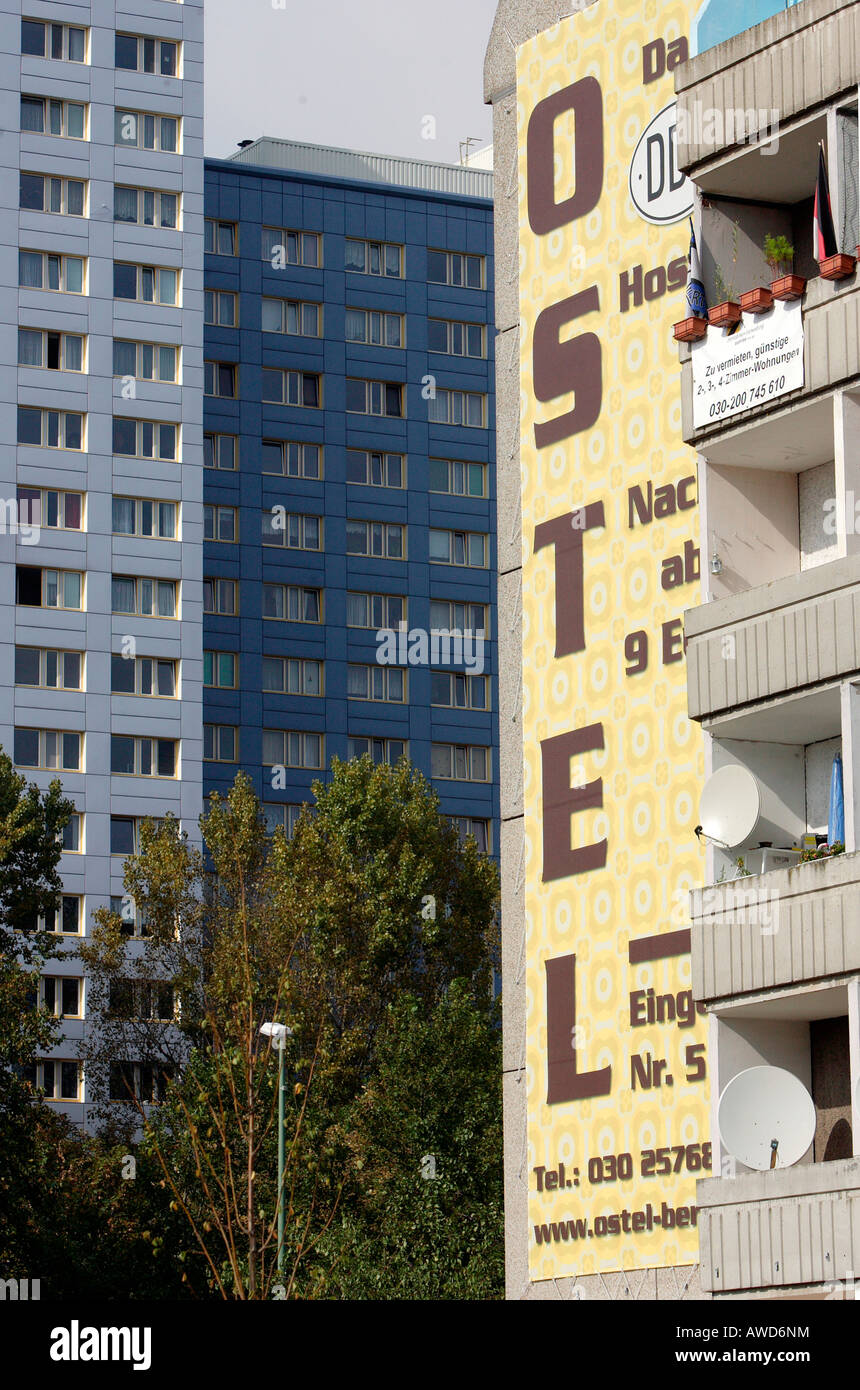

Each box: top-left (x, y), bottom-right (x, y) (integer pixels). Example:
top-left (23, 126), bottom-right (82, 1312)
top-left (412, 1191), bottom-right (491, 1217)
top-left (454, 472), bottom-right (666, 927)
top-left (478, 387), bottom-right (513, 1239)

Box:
top-left (690, 849), bottom-right (860, 1005)
top-left (685, 553), bottom-right (860, 722)
top-left (697, 1157), bottom-right (860, 1295)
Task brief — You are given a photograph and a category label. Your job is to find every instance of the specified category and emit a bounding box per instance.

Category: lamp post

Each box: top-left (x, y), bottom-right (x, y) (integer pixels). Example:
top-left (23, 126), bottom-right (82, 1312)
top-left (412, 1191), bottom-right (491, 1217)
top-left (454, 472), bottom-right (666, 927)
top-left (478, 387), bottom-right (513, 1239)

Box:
top-left (259, 1021), bottom-right (292, 1275)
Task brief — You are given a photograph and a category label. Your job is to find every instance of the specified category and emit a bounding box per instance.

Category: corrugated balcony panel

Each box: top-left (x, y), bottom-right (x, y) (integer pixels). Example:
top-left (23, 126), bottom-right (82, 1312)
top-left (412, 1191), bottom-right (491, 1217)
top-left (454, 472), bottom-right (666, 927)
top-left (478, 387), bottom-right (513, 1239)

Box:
top-left (685, 555), bottom-right (860, 721)
top-left (697, 1158), bottom-right (860, 1293)
top-left (691, 851), bottom-right (860, 1002)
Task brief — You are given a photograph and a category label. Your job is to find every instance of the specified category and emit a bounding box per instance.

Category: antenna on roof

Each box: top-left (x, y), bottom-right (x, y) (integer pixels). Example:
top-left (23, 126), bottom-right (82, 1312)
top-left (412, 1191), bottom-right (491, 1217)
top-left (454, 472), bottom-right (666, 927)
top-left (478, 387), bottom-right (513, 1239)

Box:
top-left (459, 136), bottom-right (483, 166)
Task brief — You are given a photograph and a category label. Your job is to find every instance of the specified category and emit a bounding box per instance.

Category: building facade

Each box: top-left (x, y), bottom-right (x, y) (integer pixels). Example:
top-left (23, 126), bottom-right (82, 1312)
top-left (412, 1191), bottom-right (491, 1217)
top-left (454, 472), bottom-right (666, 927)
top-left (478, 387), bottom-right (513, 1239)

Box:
top-left (202, 141), bottom-right (499, 853)
top-left (1, 0), bottom-right (204, 1125)
top-left (489, 0), bottom-right (860, 1301)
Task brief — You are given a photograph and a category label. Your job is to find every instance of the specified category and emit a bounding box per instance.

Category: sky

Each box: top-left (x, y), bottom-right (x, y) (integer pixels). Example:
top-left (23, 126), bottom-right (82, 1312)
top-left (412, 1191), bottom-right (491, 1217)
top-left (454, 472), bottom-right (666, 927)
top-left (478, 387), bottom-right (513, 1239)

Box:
top-left (203, 0), bottom-right (498, 166)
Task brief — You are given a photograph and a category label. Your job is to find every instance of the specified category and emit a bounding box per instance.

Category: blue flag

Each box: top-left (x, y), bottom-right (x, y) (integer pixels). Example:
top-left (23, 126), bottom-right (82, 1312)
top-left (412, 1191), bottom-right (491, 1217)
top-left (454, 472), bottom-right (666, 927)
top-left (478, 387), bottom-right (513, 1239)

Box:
top-left (686, 218), bottom-right (708, 318)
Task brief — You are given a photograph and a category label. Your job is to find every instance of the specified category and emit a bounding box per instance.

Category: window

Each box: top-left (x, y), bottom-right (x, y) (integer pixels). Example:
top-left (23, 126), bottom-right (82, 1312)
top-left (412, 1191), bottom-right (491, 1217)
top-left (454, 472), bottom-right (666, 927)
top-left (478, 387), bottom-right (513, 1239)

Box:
top-left (345, 378), bottom-right (403, 417)
top-left (111, 735), bottom-right (176, 778)
top-left (111, 575), bottom-right (177, 618)
top-left (17, 407), bottom-right (83, 450)
top-left (453, 816), bottom-right (491, 853)
top-left (40, 977), bottom-right (83, 1018)
top-left (431, 671), bottom-right (490, 709)
top-left (262, 298), bottom-right (321, 336)
top-left (346, 520), bottom-right (405, 559)
top-left (112, 418), bottom-right (177, 461)
top-left (345, 238), bottom-right (402, 277)
top-left (262, 730), bottom-right (323, 770)
top-left (427, 249), bottom-right (484, 288)
top-left (347, 664), bottom-right (405, 703)
top-left (61, 814), bottom-right (83, 853)
top-left (111, 896), bottom-right (150, 939)
top-left (428, 318), bottom-right (485, 357)
top-left (430, 742), bottom-right (491, 781)
top-left (20, 171), bottom-right (85, 216)
top-left (14, 728), bottom-right (82, 771)
top-left (24, 1059), bottom-right (81, 1101)
top-left (430, 599), bottom-right (489, 637)
top-left (203, 651), bottom-right (237, 689)
top-left (15, 647), bottom-right (82, 691)
top-left (41, 896), bottom-right (83, 935)
top-left (428, 389), bottom-right (486, 428)
top-left (204, 360), bottom-right (237, 397)
top-left (262, 584), bottom-right (322, 623)
top-left (345, 307), bottom-right (403, 347)
top-left (347, 736), bottom-right (406, 765)
top-left (17, 488), bottom-right (83, 531)
top-left (18, 328), bottom-right (84, 372)
top-left (346, 592), bottom-right (405, 630)
top-left (204, 505), bottom-right (238, 542)
top-left (109, 1062), bottom-right (172, 1104)
top-left (263, 804), bottom-right (304, 839)
top-left (429, 528), bottom-right (488, 568)
top-left (113, 261), bottom-right (178, 305)
top-left (110, 816), bottom-right (165, 856)
top-left (204, 724), bottom-right (237, 762)
top-left (262, 658), bottom-right (323, 696)
top-left (205, 219), bottom-right (237, 255)
top-left (261, 440), bottom-right (321, 478)
top-left (111, 654), bottom-right (176, 697)
top-left (19, 249), bottom-right (84, 294)
top-left (112, 497), bottom-right (176, 539)
top-left (204, 433), bottom-right (237, 470)
top-left (114, 185), bottom-right (178, 228)
top-left (114, 109), bottom-right (179, 153)
top-left (429, 457), bottom-right (487, 497)
top-left (115, 33), bottom-right (178, 76)
top-left (21, 95), bottom-right (86, 139)
top-left (261, 510), bottom-right (322, 550)
top-left (22, 19), bottom-right (87, 62)
top-left (113, 340), bottom-right (177, 383)
top-left (203, 579), bottom-right (237, 616)
top-left (262, 369), bottom-right (320, 408)
top-left (261, 226), bottom-right (320, 267)
top-left (17, 566), bottom-right (83, 610)
top-left (108, 980), bottom-right (174, 1022)
top-left (346, 450), bottom-right (404, 488)
top-left (204, 291), bottom-right (238, 327)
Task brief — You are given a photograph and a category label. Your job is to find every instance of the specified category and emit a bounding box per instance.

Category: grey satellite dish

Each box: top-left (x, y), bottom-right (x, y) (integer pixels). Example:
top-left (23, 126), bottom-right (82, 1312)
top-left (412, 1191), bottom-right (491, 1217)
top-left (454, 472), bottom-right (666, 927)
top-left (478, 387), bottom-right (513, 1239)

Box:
top-left (698, 764), bottom-right (790, 850)
top-left (718, 1066), bottom-right (816, 1171)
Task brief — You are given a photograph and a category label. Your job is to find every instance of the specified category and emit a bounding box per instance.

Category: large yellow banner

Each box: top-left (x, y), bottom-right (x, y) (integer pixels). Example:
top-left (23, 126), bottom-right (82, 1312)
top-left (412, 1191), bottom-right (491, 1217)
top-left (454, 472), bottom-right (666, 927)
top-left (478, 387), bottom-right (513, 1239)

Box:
top-left (517, 1), bottom-right (708, 1278)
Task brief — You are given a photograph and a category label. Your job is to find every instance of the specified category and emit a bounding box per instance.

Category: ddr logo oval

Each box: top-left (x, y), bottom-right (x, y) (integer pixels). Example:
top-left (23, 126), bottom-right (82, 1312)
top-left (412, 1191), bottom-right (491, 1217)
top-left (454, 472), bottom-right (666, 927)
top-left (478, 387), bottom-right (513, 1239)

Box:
top-left (628, 101), bottom-right (694, 226)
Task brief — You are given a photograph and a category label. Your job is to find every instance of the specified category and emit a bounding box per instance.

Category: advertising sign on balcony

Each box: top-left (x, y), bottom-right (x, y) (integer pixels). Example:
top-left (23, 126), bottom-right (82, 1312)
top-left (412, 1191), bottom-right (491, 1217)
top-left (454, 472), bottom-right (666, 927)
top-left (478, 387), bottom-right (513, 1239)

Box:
top-left (516, 3), bottom-right (708, 1281)
top-left (691, 300), bottom-right (804, 430)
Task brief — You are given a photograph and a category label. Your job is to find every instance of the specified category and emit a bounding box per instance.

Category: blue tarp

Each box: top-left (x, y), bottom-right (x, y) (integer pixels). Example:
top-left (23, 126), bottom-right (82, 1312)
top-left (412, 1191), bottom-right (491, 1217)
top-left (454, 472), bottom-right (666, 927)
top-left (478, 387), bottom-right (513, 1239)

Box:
top-left (828, 752), bottom-right (845, 848)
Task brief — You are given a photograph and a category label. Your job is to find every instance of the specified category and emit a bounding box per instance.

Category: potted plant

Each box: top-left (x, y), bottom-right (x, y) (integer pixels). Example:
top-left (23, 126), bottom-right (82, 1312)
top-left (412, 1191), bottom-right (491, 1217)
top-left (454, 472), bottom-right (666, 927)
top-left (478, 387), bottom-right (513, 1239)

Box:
top-left (708, 220), bottom-right (742, 327)
top-left (765, 233), bottom-right (805, 299)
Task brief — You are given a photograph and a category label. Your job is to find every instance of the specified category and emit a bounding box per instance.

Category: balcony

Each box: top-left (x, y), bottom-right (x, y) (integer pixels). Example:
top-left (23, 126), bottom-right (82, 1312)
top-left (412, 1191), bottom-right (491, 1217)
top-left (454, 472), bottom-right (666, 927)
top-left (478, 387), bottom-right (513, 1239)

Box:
top-left (697, 1156), bottom-right (860, 1295)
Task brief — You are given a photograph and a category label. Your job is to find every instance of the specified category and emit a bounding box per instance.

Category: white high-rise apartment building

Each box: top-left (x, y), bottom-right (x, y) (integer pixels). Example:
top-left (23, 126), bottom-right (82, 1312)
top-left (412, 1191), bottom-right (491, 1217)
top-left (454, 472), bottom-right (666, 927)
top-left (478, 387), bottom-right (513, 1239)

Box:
top-left (0, 0), bottom-right (204, 1124)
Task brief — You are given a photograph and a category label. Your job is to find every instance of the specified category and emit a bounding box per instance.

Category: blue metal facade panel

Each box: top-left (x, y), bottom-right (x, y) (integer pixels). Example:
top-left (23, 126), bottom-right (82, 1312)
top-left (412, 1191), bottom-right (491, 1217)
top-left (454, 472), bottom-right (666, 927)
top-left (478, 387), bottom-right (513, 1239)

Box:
top-left (202, 159), bottom-right (498, 848)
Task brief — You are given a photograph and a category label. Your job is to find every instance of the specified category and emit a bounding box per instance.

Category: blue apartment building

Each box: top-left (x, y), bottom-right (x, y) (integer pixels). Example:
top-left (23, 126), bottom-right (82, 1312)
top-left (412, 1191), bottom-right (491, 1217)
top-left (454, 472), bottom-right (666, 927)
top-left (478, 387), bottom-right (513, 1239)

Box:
top-left (202, 140), bottom-right (498, 853)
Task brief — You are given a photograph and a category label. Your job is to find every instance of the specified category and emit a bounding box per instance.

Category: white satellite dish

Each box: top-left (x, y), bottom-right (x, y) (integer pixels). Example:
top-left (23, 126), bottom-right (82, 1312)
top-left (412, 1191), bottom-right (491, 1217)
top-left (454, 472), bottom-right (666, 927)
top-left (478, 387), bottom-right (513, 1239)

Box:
top-left (699, 765), bottom-right (761, 848)
top-left (718, 1066), bottom-right (816, 1171)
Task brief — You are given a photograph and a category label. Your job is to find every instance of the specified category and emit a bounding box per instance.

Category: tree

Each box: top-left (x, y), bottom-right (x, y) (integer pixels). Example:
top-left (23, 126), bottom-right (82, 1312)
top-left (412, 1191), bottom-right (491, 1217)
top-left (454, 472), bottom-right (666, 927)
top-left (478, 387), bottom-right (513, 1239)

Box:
top-left (0, 749), bottom-right (74, 1274)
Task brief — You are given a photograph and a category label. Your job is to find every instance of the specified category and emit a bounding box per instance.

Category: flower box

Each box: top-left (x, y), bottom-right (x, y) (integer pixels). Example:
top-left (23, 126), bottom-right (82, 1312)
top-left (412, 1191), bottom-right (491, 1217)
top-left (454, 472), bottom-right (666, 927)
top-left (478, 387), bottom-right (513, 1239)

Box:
top-left (673, 316), bottom-right (708, 343)
top-left (707, 301), bottom-right (742, 328)
top-left (819, 252), bottom-right (856, 280)
top-left (770, 274), bottom-right (806, 301)
top-left (739, 287), bottom-right (773, 313)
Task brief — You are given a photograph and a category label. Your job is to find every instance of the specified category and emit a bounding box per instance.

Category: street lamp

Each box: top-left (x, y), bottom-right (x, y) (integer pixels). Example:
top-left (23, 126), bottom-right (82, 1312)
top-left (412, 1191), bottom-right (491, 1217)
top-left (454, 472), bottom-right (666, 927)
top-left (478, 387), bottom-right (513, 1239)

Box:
top-left (259, 1021), bottom-right (292, 1275)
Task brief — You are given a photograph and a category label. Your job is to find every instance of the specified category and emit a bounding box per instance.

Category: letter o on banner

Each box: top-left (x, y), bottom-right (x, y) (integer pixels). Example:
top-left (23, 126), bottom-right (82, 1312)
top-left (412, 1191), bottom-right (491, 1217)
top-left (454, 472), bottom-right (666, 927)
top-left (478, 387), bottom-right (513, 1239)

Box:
top-left (527, 77), bottom-right (604, 235)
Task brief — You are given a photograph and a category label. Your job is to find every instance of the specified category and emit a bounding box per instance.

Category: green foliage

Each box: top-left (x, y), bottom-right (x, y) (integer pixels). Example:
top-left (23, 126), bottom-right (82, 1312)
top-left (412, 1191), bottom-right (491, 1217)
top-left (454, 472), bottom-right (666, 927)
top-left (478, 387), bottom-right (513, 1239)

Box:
top-left (763, 232), bottom-right (794, 274)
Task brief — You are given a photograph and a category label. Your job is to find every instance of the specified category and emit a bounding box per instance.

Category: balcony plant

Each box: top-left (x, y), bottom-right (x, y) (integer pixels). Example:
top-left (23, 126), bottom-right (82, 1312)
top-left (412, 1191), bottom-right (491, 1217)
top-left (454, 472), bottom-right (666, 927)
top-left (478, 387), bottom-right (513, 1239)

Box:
top-left (764, 233), bottom-right (806, 300)
top-left (708, 225), bottom-right (742, 327)
top-left (799, 839), bottom-right (844, 862)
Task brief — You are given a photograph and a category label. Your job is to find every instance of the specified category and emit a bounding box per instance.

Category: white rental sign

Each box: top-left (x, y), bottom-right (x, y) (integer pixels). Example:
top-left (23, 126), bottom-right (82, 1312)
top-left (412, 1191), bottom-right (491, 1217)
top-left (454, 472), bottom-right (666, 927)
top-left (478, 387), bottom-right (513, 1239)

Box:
top-left (691, 298), bottom-right (804, 429)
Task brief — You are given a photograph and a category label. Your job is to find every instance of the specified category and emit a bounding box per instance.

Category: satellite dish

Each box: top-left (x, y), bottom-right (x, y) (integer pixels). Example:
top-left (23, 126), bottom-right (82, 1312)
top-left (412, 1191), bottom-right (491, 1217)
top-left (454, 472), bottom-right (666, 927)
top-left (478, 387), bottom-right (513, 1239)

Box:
top-left (699, 766), bottom-right (761, 848)
top-left (718, 1066), bottom-right (816, 1171)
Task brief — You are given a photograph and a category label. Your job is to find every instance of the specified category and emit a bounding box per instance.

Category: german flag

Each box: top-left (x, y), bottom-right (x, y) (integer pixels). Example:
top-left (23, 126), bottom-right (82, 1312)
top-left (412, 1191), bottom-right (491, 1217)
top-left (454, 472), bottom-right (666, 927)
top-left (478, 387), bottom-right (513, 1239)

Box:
top-left (814, 143), bottom-right (838, 263)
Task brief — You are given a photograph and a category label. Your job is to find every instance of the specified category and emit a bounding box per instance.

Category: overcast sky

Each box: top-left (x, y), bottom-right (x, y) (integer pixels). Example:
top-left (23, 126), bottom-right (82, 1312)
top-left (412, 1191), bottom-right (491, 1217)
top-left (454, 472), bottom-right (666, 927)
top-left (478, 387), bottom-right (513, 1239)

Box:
top-left (203, 0), bottom-right (497, 165)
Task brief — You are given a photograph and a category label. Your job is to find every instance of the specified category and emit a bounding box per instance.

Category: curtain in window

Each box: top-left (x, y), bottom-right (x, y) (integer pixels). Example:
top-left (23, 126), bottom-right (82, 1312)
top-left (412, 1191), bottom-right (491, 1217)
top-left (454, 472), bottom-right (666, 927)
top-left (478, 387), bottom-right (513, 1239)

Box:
top-left (114, 186), bottom-right (138, 223)
top-left (19, 252), bottom-right (42, 288)
top-left (18, 330), bottom-right (42, 366)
